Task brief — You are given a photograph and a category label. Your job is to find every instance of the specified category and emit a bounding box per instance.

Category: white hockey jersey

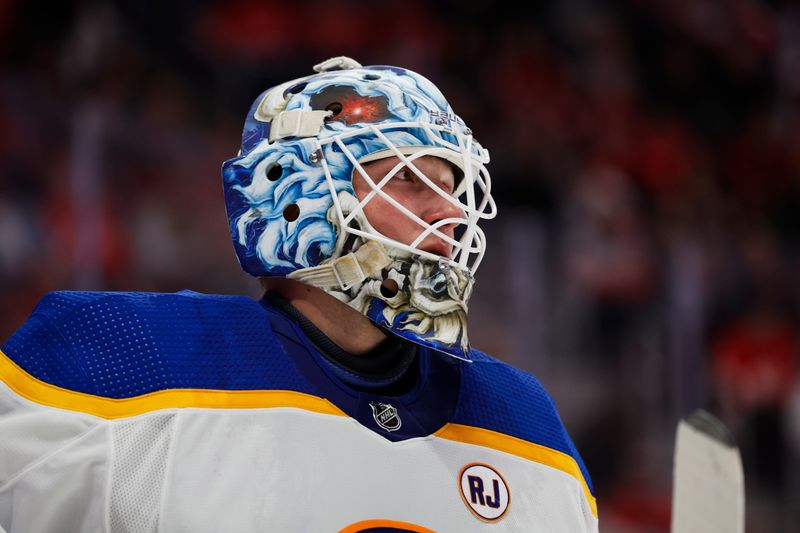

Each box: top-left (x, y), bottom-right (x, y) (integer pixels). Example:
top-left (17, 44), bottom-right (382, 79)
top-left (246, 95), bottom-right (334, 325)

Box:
top-left (0, 290), bottom-right (597, 532)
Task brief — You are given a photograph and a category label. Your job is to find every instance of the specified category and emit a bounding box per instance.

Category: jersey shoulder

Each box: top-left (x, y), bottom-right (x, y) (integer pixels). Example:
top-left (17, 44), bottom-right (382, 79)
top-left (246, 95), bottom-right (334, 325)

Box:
top-left (456, 348), bottom-right (594, 494)
top-left (1, 290), bottom-right (311, 399)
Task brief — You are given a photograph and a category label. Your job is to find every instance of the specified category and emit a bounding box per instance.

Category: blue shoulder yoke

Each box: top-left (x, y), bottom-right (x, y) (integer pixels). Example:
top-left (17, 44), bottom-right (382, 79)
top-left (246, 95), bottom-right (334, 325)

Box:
top-left (457, 349), bottom-right (594, 495)
top-left (2, 290), bottom-right (313, 399)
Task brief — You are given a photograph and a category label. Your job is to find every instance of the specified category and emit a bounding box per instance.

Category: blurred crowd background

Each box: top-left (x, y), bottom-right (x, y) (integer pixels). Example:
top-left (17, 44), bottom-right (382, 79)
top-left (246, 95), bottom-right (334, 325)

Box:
top-left (1, 0), bottom-right (799, 531)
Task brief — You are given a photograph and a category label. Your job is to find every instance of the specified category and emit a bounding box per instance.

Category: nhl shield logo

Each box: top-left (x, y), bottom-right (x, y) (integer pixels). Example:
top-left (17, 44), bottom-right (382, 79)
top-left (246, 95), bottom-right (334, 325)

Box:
top-left (369, 401), bottom-right (402, 432)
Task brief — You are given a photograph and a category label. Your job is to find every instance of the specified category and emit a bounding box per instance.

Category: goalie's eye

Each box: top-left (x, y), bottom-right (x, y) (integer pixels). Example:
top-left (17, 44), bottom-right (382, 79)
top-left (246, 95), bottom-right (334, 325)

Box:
top-left (394, 168), bottom-right (413, 182)
top-left (391, 165), bottom-right (456, 195)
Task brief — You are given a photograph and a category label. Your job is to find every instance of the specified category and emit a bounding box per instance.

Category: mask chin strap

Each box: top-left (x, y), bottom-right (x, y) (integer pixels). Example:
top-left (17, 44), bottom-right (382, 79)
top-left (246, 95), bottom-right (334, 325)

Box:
top-left (287, 240), bottom-right (392, 291)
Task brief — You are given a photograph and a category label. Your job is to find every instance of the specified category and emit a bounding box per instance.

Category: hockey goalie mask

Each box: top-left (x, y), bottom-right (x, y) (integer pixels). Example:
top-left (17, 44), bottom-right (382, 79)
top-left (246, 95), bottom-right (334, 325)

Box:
top-left (222, 57), bottom-right (496, 361)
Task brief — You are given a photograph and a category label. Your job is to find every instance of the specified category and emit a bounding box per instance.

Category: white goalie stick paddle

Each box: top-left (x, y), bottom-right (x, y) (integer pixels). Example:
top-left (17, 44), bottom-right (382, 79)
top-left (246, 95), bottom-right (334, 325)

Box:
top-left (671, 409), bottom-right (745, 533)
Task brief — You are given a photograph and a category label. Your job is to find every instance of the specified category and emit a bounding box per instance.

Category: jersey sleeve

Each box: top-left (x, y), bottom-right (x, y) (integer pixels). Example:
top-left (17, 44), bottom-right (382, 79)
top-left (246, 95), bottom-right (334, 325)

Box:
top-left (0, 293), bottom-right (110, 533)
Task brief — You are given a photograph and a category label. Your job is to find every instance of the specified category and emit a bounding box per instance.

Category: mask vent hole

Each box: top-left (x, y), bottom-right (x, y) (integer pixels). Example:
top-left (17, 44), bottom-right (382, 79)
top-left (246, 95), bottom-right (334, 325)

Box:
top-left (380, 279), bottom-right (399, 298)
top-left (363, 74), bottom-right (381, 81)
top-left (267, 164), bottom-right (283, 181)
top-left (325, 102), bottom-right (343, 116)
top-left (286, 82), bottom-right (307, 95)
top-left (283, 203), bottom-right (300, 222)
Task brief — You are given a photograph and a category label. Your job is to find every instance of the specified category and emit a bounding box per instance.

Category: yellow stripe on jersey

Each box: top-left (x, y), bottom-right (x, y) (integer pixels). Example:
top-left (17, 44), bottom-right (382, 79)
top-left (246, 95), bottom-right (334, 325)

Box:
top-left (0, 349), bottom-right (346, 419)
top-left (435, 423), bottom-right (598, 518)
top-left (1, 349), bottom-right (597, 517)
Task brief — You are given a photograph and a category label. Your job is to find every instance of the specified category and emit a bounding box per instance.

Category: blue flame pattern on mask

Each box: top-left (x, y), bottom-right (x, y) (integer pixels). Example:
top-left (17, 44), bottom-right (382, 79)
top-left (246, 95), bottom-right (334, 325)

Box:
top-left (223, 141), bottom-right (338, 276)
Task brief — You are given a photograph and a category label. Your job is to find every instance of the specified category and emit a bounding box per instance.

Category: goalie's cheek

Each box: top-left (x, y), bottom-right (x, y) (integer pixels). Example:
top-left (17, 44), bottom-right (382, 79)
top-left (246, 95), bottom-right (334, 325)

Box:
top-left (359, 188), bottom-right (421, 244)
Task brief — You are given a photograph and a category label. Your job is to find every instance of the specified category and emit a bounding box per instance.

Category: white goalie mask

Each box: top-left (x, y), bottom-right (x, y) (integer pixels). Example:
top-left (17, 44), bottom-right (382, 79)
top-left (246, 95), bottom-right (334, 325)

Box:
top-left (222, 57), bottom-right (497, 360)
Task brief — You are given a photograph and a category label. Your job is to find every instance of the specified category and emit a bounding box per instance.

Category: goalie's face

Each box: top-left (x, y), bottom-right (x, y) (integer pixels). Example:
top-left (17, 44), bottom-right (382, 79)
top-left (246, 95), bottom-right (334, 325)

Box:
top-left (353, 155), bottom-right (463, 258)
